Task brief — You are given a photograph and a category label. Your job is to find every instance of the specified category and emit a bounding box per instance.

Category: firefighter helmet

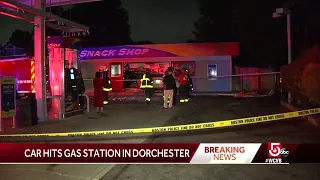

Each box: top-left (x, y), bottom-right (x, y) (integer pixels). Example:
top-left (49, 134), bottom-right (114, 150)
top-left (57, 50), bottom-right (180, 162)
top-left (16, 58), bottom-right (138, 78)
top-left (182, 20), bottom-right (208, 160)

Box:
top-left (182, 67), bottom-right (188, 72)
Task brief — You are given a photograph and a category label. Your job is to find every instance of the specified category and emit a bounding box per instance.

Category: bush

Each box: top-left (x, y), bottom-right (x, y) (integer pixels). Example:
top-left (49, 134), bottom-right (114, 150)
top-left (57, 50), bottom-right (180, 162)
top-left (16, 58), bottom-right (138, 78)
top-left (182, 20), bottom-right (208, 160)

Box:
top-left (300, 63), bottom-right (320, 105)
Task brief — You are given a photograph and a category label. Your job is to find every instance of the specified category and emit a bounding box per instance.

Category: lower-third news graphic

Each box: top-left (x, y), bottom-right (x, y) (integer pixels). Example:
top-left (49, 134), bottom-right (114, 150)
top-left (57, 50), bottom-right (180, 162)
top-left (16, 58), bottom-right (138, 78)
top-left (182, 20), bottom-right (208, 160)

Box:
top-left (0, 143), bottom-right (319, 164)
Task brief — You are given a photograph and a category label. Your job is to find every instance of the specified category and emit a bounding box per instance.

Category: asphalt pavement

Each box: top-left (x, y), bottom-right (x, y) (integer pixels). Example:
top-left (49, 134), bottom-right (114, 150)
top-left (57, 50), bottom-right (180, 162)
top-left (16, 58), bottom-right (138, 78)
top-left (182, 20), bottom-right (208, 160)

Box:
top-left (100, 96), bottom-right (320, 180)
top-left (0, 103), bottom-right (181, 180)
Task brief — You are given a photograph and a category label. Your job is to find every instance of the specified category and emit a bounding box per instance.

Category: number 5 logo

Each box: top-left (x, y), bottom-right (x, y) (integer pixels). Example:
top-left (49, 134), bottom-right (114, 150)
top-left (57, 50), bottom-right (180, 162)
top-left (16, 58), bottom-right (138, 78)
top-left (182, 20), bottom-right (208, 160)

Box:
top-left (268, 142), bottom-right (282, 157)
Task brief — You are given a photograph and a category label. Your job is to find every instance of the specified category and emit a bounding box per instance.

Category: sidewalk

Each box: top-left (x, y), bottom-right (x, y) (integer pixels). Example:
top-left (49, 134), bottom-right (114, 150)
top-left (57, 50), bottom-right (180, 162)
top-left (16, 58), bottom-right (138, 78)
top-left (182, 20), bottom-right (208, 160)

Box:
top-left (0, 103), bottom-right (180, 180)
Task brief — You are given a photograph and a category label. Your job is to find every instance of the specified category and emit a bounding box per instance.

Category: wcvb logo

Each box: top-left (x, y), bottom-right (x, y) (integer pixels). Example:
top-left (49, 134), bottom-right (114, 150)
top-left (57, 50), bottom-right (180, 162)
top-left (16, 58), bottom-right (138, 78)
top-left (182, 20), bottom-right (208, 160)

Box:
top-left (268, 142), bottom-right (289, 158)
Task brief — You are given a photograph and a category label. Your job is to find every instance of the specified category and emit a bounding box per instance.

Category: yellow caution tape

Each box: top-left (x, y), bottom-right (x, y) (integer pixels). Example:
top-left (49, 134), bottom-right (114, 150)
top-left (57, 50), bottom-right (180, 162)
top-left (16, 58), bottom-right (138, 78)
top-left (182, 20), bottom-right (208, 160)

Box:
top-left (1, 108), bottom-right (319, 138)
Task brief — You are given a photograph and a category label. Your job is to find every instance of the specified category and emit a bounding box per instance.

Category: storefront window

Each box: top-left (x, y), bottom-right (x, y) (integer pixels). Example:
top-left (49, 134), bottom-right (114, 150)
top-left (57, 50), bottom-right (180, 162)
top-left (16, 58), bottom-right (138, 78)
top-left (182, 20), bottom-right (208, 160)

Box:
top-left (111, 64), bottom-right (121, 77)
top-left (123, 62), bottom-right (169, 88)
top-left (208, 64), bottom-right (217, 80)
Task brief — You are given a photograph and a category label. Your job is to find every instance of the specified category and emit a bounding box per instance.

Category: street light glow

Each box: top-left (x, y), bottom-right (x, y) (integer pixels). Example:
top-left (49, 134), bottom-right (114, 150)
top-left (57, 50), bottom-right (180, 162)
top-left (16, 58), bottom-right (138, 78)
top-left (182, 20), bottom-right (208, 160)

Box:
top-left (276, 8), bottom-right (285, 14)
top-left (272, 13), bottom-right (281, 18)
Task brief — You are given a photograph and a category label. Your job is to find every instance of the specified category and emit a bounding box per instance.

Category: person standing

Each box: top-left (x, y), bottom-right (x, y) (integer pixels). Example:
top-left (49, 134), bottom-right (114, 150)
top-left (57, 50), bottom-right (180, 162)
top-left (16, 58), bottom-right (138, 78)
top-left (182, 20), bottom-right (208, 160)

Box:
top-left (163, 68), bottom-right (176, 108)
top-left (102, 69), bottom-right (112, 105)
top-left (172, 68), bottom-right (179, 106)
top-left (124, 64), bottom-right (130, 88)
top-left (140, 68), bottom-right (154, 104)
top-left (182, 68), bottom-right (193, 101)
top-left (93, 72), bottom-right (104, 114)
top-left (163, 70), bottom-right (170, 104)
top-left (179, 68), bottom-right (189, 103)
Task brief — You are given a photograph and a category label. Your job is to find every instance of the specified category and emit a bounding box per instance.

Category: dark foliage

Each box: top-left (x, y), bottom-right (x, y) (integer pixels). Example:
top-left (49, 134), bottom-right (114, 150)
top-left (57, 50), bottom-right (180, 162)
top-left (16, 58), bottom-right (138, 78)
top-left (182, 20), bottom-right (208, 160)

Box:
top-left (193, 0), bottom-right (320, 67)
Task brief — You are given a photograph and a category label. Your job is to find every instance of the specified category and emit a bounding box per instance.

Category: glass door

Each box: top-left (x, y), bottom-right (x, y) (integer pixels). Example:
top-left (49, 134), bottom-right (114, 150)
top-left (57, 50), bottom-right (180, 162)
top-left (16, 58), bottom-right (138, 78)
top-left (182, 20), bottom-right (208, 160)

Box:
top-left (110, 62), bottom-right (123, 92)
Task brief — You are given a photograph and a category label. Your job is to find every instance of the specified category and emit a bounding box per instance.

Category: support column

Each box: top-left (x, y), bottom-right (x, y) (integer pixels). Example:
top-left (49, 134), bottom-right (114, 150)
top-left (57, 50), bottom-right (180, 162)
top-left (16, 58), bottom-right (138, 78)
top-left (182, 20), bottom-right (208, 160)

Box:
top-left (34, 0), bottom-right (47, 121)
top-left (286, 13), bottom-right (292, 104)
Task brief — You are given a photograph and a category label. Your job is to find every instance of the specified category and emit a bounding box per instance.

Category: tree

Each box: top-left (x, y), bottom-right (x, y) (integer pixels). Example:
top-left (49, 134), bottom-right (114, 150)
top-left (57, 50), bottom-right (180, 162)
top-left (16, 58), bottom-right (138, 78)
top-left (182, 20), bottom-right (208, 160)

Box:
top-left (192, 0), bottom-right (236, 42)
top-left (193, 0), bottom-right (320, 67)
top-left (231, 0), bottom-right (320, 67)
top-left (7, 29), bottom-right (34, 56)
top-left (133, 40), bottom-right (153, 45)
top-left (5, 7), bottom-right (64, 56)
top-left (193, 0), bottom-right (279, 66)
top-left (63, 0), bottom-right (133, 47)
top-left (186, 39), bottom-right (197, 43)
top-left (285, 0), bottom-right (320, 51)
top-left (301, 62), bottom-right (320, 105)
top-left (230, 0), bottom-right (290, 67)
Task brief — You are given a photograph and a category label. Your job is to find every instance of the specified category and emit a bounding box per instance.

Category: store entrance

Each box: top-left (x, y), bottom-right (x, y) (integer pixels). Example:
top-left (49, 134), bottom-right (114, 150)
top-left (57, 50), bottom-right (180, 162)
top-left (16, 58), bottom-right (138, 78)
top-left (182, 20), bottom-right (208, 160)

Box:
top-left (110, 62), bottom-right (123, 92)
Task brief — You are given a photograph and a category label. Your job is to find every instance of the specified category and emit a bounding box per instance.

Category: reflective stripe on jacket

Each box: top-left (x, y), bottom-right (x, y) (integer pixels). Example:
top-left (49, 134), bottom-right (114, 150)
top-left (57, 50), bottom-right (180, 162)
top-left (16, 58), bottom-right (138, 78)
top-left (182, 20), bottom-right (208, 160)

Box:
top-left (187, 74), bottom-right (193, 88)
top-left (103, 79), bottom-right (112, 91)
top-left (103, 71), bottom-right (112, 92)
top-left (140, 74), bottom-right (153, 88)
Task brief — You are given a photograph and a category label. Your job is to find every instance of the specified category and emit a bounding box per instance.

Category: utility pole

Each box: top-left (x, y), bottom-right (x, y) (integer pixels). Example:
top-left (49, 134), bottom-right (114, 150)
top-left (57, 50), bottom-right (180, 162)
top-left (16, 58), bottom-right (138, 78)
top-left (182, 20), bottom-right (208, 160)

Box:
top-left (273, 7), bottom-right (292, 103)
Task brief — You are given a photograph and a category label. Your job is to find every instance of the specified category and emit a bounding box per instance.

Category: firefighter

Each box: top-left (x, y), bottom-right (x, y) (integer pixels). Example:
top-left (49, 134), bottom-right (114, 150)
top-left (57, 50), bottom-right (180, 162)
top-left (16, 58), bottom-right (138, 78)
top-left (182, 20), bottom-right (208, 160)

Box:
top-left (179, 68), bottom-right (189, 103)
top-left (183, 67), bottom-right (194, 99)
top-left (173, 68), bottom-right (180, 106)
top-left (140, 68), bottom-right (153, 104)
top-left (102, 68), bottom-right (112, 105)
top-left (93, 71), bottom-right (104, 114)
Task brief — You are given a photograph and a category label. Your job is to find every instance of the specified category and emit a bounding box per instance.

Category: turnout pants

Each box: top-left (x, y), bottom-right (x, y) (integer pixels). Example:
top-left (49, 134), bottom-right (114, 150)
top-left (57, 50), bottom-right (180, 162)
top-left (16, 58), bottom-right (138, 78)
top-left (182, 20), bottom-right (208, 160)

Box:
top-left (144, 88), bottom-right (153, 104)
top-left (179, 85), bottom-right (189, 103)
top-left (173, 88), bottom-right (177, 105)
top-left (103, 91), bottom-right (109, 105)
top-left (186, 86), bottom-right (190, 99)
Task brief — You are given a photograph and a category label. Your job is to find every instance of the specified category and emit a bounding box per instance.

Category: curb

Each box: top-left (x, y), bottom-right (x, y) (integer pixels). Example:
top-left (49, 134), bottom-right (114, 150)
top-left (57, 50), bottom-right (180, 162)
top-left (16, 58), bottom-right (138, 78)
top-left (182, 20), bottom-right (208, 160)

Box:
top-left (281, 101), bottom-right (319, 126)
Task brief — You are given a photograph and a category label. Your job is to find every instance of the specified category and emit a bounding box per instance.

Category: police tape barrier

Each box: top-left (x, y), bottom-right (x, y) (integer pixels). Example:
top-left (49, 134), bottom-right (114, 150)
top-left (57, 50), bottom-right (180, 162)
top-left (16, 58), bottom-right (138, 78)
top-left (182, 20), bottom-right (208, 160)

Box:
top-left (0, 108), bottom-right (319, 138)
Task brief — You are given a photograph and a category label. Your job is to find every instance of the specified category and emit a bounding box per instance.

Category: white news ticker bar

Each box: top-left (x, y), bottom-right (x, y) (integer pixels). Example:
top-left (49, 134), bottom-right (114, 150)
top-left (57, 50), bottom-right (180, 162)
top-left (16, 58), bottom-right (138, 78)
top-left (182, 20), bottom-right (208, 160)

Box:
top-left (0, 163), bottom-right (290, 165)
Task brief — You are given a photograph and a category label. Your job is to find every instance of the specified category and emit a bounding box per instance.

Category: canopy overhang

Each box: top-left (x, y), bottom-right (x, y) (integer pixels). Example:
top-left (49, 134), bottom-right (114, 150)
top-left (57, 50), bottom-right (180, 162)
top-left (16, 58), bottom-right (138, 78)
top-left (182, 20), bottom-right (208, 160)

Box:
top-left (0, 0), bottom-right (100, 122)
top-left (0, 0), bottom-right (92, 32)
top-left (19, 0), bottom-right (102, 7)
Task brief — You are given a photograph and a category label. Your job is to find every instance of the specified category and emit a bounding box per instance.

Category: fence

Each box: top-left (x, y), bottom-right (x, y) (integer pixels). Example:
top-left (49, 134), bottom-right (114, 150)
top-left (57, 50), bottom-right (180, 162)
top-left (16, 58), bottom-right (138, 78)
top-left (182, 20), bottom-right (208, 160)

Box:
top-left (231, 72), bottom-right (280, 93)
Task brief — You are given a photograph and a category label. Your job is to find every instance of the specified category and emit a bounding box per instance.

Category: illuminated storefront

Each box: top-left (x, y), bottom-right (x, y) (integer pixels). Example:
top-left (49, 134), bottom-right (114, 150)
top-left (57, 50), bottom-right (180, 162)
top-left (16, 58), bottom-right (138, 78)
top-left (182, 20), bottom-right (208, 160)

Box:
top-left (79, 42), bottom-right (239, 93)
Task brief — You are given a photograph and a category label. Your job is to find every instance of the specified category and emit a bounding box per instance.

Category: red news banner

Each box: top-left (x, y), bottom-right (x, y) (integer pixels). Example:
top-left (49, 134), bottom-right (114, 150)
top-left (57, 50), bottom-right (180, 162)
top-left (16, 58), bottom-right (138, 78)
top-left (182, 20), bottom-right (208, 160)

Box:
top-left (0, 143), bottom-right (318, 164)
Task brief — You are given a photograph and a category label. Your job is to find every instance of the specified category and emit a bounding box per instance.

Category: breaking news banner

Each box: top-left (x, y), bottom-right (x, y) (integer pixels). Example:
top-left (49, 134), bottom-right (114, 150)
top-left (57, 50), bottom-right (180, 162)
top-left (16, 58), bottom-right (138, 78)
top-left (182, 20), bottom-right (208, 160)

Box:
top-left (0, 143), bottom-right (319, 164)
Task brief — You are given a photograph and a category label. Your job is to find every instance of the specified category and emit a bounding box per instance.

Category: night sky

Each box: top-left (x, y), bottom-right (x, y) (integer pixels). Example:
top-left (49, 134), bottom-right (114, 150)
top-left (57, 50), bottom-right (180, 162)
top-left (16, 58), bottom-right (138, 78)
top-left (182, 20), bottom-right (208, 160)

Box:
top-left (0, 0), bottom-right (200, 45)
top-left (122, 0), bottom-right (199, 43)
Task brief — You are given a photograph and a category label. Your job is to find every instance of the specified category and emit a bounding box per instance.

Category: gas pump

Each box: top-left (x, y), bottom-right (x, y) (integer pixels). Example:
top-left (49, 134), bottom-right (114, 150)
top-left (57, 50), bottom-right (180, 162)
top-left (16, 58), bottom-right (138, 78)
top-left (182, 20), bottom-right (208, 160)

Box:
top-left (64, 66), bottom-right (80, 112)
top-left (49, 48), bottom-right (83, 118)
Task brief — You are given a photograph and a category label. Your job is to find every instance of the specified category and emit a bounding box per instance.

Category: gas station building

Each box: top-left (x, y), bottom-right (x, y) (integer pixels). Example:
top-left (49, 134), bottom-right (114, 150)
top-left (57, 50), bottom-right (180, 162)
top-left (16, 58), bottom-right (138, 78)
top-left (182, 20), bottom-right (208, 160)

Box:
top-left (79, 43), bottom-right (239, 93)
top-left (0, 0), bottom-right (240, 122)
